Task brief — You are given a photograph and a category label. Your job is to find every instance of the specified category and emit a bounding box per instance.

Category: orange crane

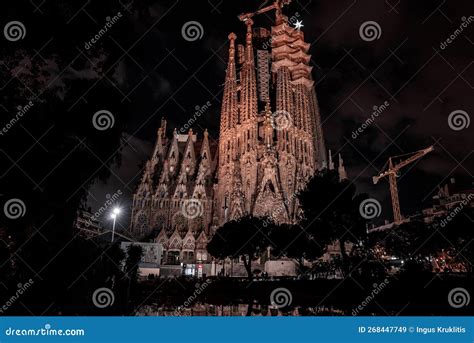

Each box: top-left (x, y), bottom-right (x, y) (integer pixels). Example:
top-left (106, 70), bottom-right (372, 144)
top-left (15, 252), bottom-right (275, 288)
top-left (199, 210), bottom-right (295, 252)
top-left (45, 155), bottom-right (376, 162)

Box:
top-left (373, 146), bottom-right (434, 223)
top-left (238, 0), bottom-right (292, 22)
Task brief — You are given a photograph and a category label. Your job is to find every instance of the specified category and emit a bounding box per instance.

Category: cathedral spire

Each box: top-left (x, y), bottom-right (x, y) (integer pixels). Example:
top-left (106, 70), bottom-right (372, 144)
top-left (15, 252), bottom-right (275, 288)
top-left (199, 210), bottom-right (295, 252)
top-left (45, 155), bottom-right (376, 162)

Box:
top-left (220, 33), bottom-right (238, 133)
top-left (338, 153), bottom-right (348, 181)
top-left (328, 149), bottom-right (334, 170)
top-left (241, 19), bottom-right (258, 122)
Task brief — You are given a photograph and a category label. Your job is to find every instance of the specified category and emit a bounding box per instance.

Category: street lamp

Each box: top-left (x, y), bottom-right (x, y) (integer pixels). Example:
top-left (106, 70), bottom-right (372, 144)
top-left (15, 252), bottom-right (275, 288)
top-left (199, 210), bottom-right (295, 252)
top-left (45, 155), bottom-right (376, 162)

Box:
top-left (110, 207), bottom-right (121, 243)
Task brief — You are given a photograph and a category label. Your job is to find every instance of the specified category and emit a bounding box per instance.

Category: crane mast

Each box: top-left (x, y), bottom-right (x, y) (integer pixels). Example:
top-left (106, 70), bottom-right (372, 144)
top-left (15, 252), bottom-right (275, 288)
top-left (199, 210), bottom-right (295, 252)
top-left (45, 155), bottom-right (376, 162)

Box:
top-left (373, 146), bottom-right (434, 223)
top-left (238, 0), bottom-right (292, 22)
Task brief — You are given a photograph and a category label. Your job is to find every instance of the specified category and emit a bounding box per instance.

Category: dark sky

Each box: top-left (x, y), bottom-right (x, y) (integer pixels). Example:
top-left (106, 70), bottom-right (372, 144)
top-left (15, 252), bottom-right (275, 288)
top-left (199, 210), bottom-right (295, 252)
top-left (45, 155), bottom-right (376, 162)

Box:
top-left (92, 0), bottom-right (473, 231)
top-left (3, 0), bottom-right (472, 232)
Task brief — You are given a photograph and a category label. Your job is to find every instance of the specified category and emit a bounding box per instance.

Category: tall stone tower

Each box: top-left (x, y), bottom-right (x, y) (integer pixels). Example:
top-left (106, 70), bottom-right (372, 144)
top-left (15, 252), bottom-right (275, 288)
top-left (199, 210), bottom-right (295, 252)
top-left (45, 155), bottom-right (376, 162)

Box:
top-left (129, 1), bottom-right (348, 266)
top-left (215, 1), bottom-right (328, 227)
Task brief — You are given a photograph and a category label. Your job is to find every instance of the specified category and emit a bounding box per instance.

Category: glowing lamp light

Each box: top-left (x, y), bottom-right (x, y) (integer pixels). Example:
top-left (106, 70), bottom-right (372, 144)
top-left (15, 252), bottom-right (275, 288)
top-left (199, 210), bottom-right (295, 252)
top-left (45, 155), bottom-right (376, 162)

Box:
top-left (110, 207), bottom-right (121, 243)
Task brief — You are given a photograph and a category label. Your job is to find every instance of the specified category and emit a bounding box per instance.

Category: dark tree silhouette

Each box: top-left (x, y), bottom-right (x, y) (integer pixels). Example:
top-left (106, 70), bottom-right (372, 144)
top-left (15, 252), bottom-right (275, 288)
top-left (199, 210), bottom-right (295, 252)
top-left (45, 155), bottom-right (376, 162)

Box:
top-left (207, 216), bottom-right (271, 279)
top-left (0, 0), bottom-right (136, 314)
top-left (270, 224), bottom-right (325, 275)
top-left (297, 169), bottom-right (369, 276)
top-left (433, 207), bottom-right (474, 273)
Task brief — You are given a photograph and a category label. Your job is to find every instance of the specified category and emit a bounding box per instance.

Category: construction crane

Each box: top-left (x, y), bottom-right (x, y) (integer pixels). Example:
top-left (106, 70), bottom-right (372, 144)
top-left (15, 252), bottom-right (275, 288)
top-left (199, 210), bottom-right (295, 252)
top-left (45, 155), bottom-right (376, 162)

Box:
top-left (238, 0), bottom-right (292, 22)
top-left (373, 146), bottom-right (434, 224)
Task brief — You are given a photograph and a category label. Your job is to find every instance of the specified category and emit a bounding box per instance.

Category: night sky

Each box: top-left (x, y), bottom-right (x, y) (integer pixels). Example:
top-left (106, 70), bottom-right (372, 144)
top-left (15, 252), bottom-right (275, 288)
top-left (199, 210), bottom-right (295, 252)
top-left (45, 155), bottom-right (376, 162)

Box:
top-left (2, 0), bottom-right (473, 233)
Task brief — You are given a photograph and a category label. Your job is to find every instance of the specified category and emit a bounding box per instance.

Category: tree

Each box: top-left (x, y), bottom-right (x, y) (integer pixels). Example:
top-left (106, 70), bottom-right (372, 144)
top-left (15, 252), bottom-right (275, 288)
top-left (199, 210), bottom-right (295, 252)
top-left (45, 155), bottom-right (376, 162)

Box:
top-left (0, 1), bottom-right (133, 314)
top-left (207, 216), bottom-right (271, 279)
top-left (270, 223), bottom-right (325, 275)
top-left (433, 207), bottom-right (474, 273)
top-left (297, 169), bottom-right (369, 276)
top-left (124, 244), bottom-right (143, 304)
top-left (373, 221), bottom-right (433, 259)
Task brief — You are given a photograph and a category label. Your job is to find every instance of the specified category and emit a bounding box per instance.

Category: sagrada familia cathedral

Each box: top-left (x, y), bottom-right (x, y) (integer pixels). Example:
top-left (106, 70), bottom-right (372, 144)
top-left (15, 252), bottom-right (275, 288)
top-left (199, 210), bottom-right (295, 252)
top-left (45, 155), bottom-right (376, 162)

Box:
top-left (129, 1), bottom-right (347, 266)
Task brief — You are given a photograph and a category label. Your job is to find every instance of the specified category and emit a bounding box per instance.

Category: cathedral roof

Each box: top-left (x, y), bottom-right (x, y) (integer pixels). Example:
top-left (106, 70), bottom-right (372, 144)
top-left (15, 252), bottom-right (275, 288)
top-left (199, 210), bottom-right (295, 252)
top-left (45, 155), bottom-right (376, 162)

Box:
top-left (134, 120), bottom-right (218, 200)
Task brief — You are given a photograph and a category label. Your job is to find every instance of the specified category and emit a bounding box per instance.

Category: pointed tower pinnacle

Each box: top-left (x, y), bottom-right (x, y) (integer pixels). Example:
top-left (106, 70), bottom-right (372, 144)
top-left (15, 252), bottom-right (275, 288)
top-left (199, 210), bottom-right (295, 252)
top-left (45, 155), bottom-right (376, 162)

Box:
top-left (241, 19), bottom-right (258, 122)
top-left (220, 33), bottom-right (238, 133)
top-left (338, 154), bottom-right (348, 181)
top-left (328, 149), bottom-right (334, 170)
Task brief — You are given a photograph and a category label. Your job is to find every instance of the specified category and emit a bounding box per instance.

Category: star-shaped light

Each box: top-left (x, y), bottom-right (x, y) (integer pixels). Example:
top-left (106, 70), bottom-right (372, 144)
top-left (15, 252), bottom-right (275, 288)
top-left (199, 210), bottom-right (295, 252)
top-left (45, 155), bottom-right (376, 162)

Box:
top-left (294, 20), bottom-right (304, 31)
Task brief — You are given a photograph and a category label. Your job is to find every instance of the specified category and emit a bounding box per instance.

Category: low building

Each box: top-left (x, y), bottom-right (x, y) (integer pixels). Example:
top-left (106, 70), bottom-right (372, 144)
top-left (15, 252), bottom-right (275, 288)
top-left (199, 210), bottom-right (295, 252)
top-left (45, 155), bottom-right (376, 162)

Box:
top-left (421, 180), bottom-right (473, 224)
top-left (121, 242), bottom-right (163, 277)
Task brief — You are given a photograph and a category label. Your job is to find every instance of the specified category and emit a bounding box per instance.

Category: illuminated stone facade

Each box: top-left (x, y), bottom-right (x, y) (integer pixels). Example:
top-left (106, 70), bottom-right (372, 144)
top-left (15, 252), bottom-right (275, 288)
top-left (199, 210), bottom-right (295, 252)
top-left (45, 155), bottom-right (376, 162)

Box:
top-left (130, 5), bottom-right (347, 265)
